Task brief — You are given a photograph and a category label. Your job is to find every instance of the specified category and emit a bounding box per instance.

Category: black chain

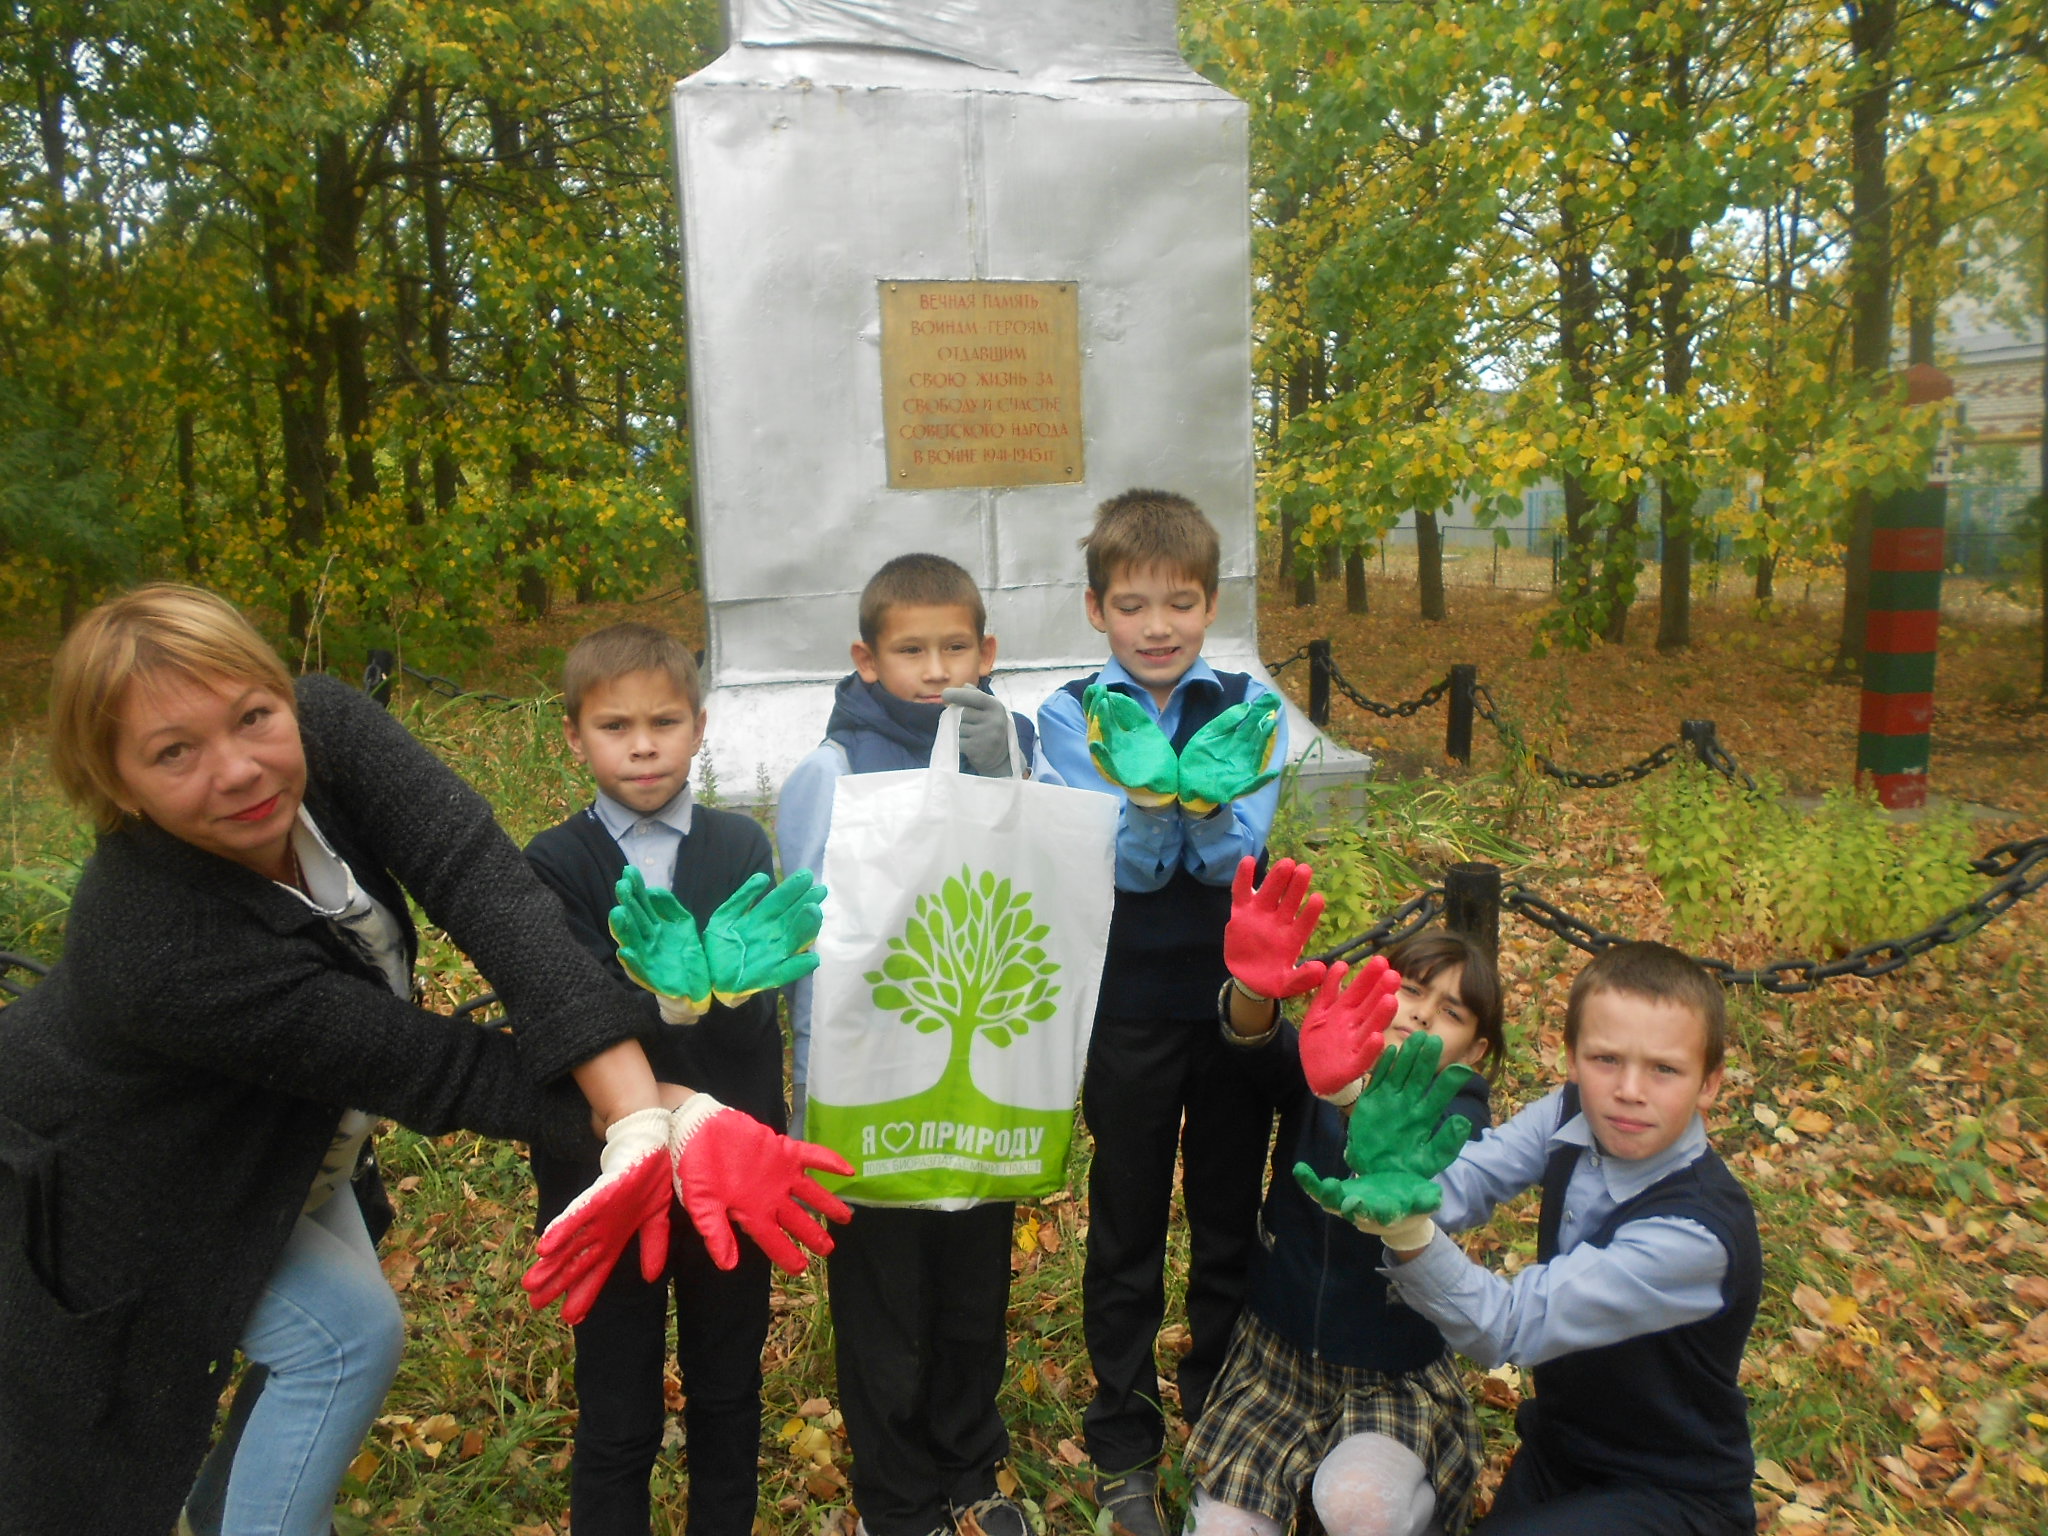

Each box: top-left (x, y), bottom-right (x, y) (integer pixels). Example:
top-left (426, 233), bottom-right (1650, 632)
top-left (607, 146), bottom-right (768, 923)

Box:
top-left (1312, 890), bottom-right (1446, 966)
top-left (1693, 734), bottom-right (1760, 795)
top-left (1501, 831), bottom-right (2048, 993)
top-left (1325, 658), bottom-right (1453, 720)
top-left (0, 950), bottom-right (49, 1001)
top-left (1265, 646), bottom-right (1311, 674)
top-left (1473, 682), bottom-right (1681, 788)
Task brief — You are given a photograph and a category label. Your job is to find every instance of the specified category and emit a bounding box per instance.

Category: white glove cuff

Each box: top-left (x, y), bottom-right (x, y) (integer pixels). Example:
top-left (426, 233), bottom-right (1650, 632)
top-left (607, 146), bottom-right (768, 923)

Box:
top-left (598, 1106), bottom-right (676, 1177)
top-left (657, 994), bottom-right (706, 1026)
top-left (667, 1092), bottom-right (727, 1158)
top-left (1316, 1077), bottom-right (1364, 1108)
top-left (1372, 1213), bottom-right (1437, 1252)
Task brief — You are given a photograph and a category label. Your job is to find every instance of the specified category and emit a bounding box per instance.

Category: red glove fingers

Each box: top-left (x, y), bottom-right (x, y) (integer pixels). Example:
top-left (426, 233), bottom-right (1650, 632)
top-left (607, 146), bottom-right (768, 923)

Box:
top-left (1224, 856), bottom-right (1329, 1001)
top-left (1299, 956), bottom-right (1402, 1104)
top-left (521, 1132), bottom-right (674, 1326)
top-left (672, 1098), bottom-right (855, 1274)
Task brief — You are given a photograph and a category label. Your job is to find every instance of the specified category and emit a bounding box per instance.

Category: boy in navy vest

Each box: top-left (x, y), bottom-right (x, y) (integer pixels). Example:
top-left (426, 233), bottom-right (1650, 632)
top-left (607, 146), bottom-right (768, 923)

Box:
top-left (778, 553), bottom-right (1054, 1536)
top-left (524, 623), bottom-right (790, 1536)
top-left (1360, 941), bottom-right (1761, 1535)
top-left (1036, 490), bottom-right (1288, 1536)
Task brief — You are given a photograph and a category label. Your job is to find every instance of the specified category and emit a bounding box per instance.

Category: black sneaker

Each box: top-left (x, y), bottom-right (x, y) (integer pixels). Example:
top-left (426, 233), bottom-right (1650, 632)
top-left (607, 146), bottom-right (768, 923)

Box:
top-left (1093, 1470), bottom-right (1166, 1536)
top-left (954, 1494), bottom-right (1033, 1536)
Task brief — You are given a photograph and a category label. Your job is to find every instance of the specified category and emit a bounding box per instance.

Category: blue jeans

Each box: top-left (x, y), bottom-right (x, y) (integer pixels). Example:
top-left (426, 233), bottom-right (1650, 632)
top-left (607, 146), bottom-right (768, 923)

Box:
top-left (222, 1188), bottom-right (405, 1536)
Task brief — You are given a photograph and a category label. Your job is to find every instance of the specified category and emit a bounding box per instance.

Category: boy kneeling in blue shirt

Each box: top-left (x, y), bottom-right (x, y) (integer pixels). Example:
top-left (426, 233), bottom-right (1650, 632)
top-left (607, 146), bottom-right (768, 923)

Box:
top-left (1326, 941), bottom-right (1761, 1536)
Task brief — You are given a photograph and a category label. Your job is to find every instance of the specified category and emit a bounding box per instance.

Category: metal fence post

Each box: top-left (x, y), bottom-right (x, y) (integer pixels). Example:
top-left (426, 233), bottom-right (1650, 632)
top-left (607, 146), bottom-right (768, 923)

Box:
top-left (1680, 719), bottom-right (1717, 769)
top-left (1443, 861), bottom-right (1501, 967)
top-left (1446, 664), bottom-right (1477, 764)
top-left (1308, 638), bottom-right (1332, 728)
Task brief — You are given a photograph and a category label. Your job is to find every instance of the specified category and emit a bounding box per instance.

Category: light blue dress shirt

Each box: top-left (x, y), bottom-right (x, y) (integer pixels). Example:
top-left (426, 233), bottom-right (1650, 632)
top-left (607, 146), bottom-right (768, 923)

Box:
top-left (1035, 654), bottom-right (1284, 894)
top-left (1381, 1087), bottom-right (1730, 1368)
top-left (591, 785), bottom-right (695, 888)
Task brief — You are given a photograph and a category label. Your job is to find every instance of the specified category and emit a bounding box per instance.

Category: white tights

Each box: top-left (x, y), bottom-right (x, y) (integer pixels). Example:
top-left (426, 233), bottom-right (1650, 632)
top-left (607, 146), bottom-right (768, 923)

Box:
top-left (1188, 1433), bottom-right (1438, 1536)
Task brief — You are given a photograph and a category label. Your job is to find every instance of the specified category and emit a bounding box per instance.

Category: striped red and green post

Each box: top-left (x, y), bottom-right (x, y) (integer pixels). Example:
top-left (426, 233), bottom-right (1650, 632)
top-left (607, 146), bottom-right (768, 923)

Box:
top-left (1855, 365), bottom-right (1952, 810)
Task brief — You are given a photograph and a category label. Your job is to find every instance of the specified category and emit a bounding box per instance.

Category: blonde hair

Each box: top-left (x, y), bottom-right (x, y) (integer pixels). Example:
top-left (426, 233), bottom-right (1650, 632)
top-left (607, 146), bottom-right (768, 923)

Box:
top-left (561, 622), bottom-right (703, 722)
top-left (49, 584), bottom-right (295, 833)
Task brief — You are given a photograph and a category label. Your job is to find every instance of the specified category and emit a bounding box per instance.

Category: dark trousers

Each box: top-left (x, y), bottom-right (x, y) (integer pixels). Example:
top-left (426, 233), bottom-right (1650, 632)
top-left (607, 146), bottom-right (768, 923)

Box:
top-left (535, 1154), bottom-right (772, 1536)
top-left (827, 1203), bottom-right (1016, 1536)
top-left (1475, 1447), bottom-right (1754, 1536)
top-left (1079, 1014), bottom-right (1273, 1472)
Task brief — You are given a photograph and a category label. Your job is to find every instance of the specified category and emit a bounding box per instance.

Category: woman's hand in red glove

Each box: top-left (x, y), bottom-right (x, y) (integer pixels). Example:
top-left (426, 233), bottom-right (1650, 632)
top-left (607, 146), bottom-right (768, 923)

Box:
top-left (1298, 956), bottom-right (1402, 1106)
top-left (668, 1096), bottom-right (855, 1273)
top-left (1223, 856), bottom-right (1328, 1001)
top-left (522, 1107), bottom-right (675, 1326)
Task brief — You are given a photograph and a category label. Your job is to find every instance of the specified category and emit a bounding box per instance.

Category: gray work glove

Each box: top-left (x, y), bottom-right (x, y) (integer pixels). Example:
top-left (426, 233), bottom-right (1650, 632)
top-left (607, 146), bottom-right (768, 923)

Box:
top-left (942, 686), bottom-right (1018, 777)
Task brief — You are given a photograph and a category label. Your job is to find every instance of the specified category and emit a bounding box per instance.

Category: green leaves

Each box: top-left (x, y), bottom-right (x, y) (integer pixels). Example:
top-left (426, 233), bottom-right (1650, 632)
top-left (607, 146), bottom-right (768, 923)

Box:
top-left (865, 867), bottom-right (1062, 1050)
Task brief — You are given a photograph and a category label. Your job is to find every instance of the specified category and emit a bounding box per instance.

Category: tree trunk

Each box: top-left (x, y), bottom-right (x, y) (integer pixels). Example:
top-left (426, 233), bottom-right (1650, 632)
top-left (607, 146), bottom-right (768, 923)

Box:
top-left (1417, 508), bottom-right (1447, 621)
top-left (1555, 197), bottom-right (1597, 604)
top-left (319, 129), bottom-right (378, 508)
top-left (1285, 356), bottom-right (1315, 606)
top-left (419, 79), bottom-right (459, 520)
top-left (1656, 227), bottom-right (1696, 652)
top-left (1754, 551), bottom-right (1776, 603)
top-left (1346, 550), bottom-right (1368, 615)
top-left (1834, 0), bottom-right (1898, 678)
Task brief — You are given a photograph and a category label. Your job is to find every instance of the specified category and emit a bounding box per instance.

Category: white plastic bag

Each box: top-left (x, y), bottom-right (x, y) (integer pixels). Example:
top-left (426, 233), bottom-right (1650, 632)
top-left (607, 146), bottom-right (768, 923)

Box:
top-left (806, 705), bottom-right (1117, 1207)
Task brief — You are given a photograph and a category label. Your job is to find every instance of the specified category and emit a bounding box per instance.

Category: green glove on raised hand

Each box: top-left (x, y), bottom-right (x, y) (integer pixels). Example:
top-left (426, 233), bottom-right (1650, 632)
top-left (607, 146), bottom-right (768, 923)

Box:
top-left (1083, 683), bottom-right (1179, 807)
top-left (703, 869), bottom-right (828, 1005)
top-left (1292, 1031), bottom-right (1476, 1246)
top-left (1177, 693), bottom-right (1282, 815)
top-left (609, 866), bottom-right (712, 1024)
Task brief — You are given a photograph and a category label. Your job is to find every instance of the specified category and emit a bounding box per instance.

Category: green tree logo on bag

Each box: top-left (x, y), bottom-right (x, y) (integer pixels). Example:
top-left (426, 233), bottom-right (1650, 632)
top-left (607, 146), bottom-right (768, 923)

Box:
top-left (868, 868), bottom-right (1060, 1048)
top-left (810, 866), bottom-right (1079, 1205)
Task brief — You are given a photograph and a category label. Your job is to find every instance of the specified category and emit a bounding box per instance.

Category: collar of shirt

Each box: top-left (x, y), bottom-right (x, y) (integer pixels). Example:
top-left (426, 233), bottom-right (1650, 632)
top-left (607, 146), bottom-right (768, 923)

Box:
top-left (1096, 652), bottom-right (1222, 738)
top-left (1550, 1109), bottom-right (1710, 1205)
top-left (592, 784), bottom-right (695, 843)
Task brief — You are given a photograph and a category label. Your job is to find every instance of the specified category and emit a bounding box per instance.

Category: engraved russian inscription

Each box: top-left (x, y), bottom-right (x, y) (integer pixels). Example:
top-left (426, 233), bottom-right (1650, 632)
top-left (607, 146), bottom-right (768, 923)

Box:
top-left (881, 280), bottom-right (1084, 489)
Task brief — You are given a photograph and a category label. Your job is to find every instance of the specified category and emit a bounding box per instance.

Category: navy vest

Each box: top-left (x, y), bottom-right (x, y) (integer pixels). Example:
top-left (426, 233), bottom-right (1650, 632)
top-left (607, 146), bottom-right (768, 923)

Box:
top-left (1520, 1084), bottom-right (1761, 1519)
top-left (1060, 669), bottom-right (1252, 1018)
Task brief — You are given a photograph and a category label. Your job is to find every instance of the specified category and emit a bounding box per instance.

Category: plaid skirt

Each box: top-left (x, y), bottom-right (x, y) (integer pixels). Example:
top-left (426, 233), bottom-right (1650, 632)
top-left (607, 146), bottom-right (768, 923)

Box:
top-left (1183, 1309), bottom-right (1483, 1534)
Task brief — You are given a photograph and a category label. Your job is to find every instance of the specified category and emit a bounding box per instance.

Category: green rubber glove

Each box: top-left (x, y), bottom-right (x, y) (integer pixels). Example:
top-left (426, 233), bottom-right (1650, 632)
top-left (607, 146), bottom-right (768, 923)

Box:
top-left (703, 869), bottom-right (828, 1005)
top-left (1177, 693), bottom-right (1282, 816)
top-left (609, 866), bottom-right (712, 1024)
top-left (1292, 1031), bottom-right (1475, 1230)
top-left (1083, 683), bottom-right (1179, 808)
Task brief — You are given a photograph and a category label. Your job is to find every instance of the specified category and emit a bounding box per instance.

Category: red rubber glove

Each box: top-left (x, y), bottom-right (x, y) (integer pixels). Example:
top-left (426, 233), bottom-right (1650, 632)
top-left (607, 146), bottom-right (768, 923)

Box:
top-left (522, 1107), bottom-right (674, 1326)
top-left (1298, 957), bottom-right (1402, 1106)
top-left (1224, 856), bottom-right (1328, 1000)
top-left (669, 1095), bottom-right (856, 1273)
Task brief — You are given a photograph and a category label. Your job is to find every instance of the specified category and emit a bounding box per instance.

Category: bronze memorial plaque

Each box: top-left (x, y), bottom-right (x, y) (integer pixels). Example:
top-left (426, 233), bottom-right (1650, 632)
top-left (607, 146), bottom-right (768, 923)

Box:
top-left (880, 280), bottom-right (1083, 489)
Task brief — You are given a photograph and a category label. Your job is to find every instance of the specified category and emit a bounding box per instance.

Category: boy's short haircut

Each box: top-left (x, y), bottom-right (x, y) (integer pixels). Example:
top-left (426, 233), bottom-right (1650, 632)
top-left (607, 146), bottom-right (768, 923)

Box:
top-left (1383, 928), bottom-right (1507, 1071)
top-left (1079, 489), bottom-right (1222, 598)
top-left (562, 622), bottom-right (702, 721)
top-left (1563, 940), bottom-right (1727, 1076)
top-left (857, 553), bottom-right (987, 648)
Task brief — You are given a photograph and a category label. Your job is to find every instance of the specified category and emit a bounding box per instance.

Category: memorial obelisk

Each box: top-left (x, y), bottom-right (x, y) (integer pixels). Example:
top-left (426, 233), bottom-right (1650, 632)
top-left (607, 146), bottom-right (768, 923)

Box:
top-left (672, 0), bottom-right (1332, 795)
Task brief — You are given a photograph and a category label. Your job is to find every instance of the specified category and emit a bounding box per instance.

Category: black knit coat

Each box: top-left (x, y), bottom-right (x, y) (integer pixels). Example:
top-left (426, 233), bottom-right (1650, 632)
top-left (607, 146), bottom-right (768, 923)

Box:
top-left (0, 674), bottom-right (648, 1536)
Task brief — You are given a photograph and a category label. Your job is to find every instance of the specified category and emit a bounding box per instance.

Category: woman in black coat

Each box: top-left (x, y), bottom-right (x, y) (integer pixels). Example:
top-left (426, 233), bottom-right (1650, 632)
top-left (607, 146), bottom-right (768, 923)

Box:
top-left (0, 585), bottom-right (772, 1535)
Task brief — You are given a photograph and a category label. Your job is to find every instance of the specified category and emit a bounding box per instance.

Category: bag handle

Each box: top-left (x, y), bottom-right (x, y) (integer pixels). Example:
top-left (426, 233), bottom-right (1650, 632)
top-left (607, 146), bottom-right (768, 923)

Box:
top-left (930, 697), bottom-right (1023, 778)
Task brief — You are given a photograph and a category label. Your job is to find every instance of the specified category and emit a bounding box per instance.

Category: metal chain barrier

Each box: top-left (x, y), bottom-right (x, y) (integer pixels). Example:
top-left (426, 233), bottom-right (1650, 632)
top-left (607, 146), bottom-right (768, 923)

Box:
top-left (1265, 645), bottom-right (1311, 674)
top-left (0, 950), bottom-right (50, 1000)
top-left (1472, 681), bottom-right (1682, 788)
top-left (1324, 656), bottom-right (1453, 720)
top-left (1312, 890), bottom-right (1446, 966)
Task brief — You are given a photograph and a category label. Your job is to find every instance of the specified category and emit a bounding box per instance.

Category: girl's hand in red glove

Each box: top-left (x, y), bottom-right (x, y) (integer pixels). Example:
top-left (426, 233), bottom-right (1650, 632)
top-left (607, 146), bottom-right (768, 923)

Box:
top-left (1223, 856), bottom-right (1328, 1001)
top-left (668, 1095), bottom-right (855, 1273)
top-left (1298, 956), bottom-right (1402, 1106)
top-left (522, 1106), bottom-right (674, 1326)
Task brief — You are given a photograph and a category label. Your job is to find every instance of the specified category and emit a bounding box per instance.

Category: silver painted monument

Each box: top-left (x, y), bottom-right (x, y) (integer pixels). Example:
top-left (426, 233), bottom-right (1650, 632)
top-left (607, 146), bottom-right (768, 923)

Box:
top-left (673, 0), bottom-right (1335, 794)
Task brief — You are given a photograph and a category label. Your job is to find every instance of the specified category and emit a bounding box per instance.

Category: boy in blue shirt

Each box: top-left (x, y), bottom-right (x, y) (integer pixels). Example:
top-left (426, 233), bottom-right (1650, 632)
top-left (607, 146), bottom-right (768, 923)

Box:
top-left (1036, 490), bottom-right (1287, 1536)
top-left (779, 553), bottom-right (1055, 1536)
top-left (1325, 941), bottom-right (1761, 1535)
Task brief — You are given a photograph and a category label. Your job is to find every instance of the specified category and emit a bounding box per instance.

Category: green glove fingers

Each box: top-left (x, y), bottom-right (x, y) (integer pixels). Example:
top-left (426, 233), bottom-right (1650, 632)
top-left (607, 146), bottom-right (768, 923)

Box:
top-left (1177, 693), bottom-right (1282, 815)
top-left (1342, 1031), bottom-right (1478, 1184)
top-left (1337, 1170), bottom-right (1445, 1226)
top-left (1083, 684), bottom-right (1181, 806)
top-left (609, 866), bottom-right (712, 1019)
top-left (703, 869), bottom-right (829, 1004)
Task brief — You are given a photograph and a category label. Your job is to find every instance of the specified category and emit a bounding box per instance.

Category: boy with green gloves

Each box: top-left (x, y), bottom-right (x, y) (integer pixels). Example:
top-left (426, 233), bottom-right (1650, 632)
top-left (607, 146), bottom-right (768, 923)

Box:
top-left (1035, 490), bottom-right (1288, 1536)
top-left (522, 621), bottom-right (848, 1536)
top-left (1305, 942), bottom-right (1762, 1536)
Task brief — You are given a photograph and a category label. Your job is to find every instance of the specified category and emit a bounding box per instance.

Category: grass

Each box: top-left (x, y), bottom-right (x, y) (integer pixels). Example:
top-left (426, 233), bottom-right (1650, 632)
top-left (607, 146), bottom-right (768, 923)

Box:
top-left (1, 580), bottom-right (2046, 1533)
